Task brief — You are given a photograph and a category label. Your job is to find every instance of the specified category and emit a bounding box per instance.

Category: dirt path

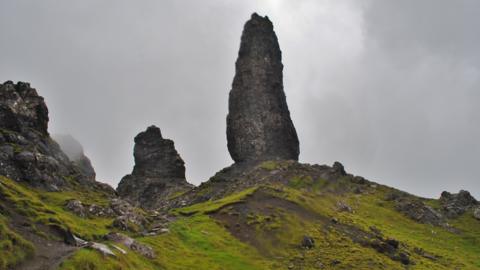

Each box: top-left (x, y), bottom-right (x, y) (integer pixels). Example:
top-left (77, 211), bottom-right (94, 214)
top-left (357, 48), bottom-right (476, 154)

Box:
top-left (14, 230), bottom-right (77, 270)
top-left (6, 205), bottom-right (78, 270)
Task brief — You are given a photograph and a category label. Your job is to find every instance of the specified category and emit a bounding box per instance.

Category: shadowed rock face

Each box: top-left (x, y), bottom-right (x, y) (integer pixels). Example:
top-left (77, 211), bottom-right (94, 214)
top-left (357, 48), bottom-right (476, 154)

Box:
top-left (226, 13), bottom-right (299, 163)
top-left (0, 81), bottom-right (106, 190)
top-left (117, 126), bottom-right (192, 209)
top-left (131, 126), bottom-right (185, 178)
top-left (0, 81), bottom-right (49, 135)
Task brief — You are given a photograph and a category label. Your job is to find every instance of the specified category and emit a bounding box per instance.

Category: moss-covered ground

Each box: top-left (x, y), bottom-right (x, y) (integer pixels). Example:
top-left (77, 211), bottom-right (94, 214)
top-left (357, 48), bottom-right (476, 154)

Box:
top-left (1, 164), bottom-right (480, 270)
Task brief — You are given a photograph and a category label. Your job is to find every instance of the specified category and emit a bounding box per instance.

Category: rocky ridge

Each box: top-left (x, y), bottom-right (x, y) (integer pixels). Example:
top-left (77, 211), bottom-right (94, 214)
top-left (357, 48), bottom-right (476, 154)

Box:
top-left (0, 81), bottom-right (95, 190)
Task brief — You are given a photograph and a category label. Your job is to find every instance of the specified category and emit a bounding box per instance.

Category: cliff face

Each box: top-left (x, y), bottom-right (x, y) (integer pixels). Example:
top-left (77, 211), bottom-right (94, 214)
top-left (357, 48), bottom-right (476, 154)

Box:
top-left (0, 81), bottom-right (95, 190)
top-left (226, 13), bottom-right (299, 163)
top-left (117, 126), bottom-right (192, 208)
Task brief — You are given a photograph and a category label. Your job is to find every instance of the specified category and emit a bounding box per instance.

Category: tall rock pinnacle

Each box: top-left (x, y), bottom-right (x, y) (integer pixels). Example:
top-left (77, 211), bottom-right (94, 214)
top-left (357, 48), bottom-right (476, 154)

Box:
top-left (117, 126), bottom-right (192, 208)
top-left (227, 13), bottom-right (299, 163)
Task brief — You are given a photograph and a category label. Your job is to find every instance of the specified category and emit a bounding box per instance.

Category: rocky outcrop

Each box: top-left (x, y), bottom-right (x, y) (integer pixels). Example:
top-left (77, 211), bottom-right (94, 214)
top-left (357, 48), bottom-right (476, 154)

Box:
top-left (0, 81), bottom-right (49, 135)
top-left (0, 81), bottom-right (93, 190)
top-left (394, 199), bottom-right (444, 226)
top-left (440, 190), bottom-right (478, 218)
top-left (117, 126), bottom-right (192, 209)
top-left (226, 13), bottom-right (299, 163)
top-left (53, 134), bottom-right (96, 180)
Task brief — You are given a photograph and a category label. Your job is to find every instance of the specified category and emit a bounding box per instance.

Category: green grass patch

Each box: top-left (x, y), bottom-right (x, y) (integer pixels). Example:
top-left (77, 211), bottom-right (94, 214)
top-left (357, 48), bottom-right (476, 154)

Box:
top-left (173, 187), bottom-right (258, 215)
top-left (0, 176), bottom-right (114, 240)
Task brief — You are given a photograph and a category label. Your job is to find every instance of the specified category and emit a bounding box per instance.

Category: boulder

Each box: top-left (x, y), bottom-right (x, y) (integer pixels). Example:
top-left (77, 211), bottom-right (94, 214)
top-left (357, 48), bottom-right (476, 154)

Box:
top-left (336, 201), bottom-right (353, 213)
top-left (105, 232), bottom-right (155, 258)
top-left (301, 235), bottom-right (315, 249)
top-left (116, 126), bottom-right (193, 209)
top-left (89, 242), bottom-right (115, 257)
top-left (109, 199), bottom-right (148, 232)
top-left (226, 13), bottom-right (299, 163)
top-left (65, 199), bottom-right (86, 218)
top-left (473, 207), bottom-right (480, 220)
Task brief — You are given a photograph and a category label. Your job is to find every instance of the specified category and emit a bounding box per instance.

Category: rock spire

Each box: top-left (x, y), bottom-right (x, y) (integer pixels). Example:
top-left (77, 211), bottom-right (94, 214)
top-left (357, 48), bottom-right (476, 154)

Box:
top-left (226, 13), bottom-right (299, 163)
top-left (117, 126), bottom-right (192, 208)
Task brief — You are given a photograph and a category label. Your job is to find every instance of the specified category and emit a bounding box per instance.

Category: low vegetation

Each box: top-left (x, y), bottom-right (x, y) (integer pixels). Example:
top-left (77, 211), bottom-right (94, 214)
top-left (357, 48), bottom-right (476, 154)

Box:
top-left (1, 168), bottom-right (480, 269)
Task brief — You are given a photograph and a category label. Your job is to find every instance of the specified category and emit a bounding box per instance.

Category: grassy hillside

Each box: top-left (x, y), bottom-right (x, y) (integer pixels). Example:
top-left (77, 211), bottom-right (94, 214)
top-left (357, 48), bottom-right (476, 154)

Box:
top-left (1, 162), bottom-right (480, 270)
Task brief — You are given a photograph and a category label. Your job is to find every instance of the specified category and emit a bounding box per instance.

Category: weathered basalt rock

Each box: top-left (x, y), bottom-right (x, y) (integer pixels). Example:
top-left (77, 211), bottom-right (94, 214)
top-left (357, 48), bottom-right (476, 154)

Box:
top-left (226, 13), bottom-right (299, 163)
top-left (117, 126), bottom-right (192, 209)
top-left (394, 198), bottom-right (444, 226)
top-left (440, 190), bottom-right (478, 218)
top-left (0, 81), bottom-right (48, 135)
top-left (0, 81), bottom-right (95, 190)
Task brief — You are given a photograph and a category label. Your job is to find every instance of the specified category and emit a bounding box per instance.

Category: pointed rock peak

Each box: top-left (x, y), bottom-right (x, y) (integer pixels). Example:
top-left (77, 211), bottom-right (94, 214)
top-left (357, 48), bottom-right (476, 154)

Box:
top-left (249, 12), bottom-right (272, 25)
top-left (226, 14), bottom-right (299, 163)
top-left (135, 125), bottom-right (163, 143)
top-left (117, 125), bottom-right (192, 208)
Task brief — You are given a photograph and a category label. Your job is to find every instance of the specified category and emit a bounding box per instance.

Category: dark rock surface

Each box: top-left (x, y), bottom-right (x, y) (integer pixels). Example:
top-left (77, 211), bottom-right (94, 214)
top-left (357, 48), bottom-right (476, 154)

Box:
top-left (439, 190), bottom-right (478, 218)
top-left (0, 81), bottom-right (95, 190)
top-left (0, 81), bottom-right (49, 135)
top-left (393, 198), bottom-right (444, 226)
top-left (226, 13), bottom-right (299, 163)
top-left (301, 235), bottom-right (315, 249)
top-left (117, 125), bottom-right (193, 209)
top-left (53, 134), bottom-right (96, 180)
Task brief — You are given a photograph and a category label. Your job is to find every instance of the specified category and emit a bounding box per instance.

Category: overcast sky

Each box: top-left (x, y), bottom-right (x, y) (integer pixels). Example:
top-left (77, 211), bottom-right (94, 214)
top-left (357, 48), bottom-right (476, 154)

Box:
top-left (1, 1), bottom-right (478, 198)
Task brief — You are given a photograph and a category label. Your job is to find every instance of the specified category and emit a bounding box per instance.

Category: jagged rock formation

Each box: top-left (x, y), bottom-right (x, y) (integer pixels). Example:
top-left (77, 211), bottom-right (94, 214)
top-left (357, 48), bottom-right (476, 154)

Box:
top-left (53, 134), bottom-right (96, 180)
top-left (0, 81), bottom-right (49, 135)
top-left (440, 190), bottom-right (478, 218)
top-left (117, 125), bottom-right (192, 208)
top-left (0, 81), bottom-right (93, 190)
top-left (226, 13), bottom-right (299, 163)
